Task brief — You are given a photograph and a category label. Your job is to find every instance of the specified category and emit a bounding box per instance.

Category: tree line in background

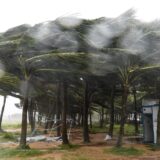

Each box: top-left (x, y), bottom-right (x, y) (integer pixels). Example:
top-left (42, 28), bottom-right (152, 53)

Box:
top-left (0, 9), bottom-right (160, 148)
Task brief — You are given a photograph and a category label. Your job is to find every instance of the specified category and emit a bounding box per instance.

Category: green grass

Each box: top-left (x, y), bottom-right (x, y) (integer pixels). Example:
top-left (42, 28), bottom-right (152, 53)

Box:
top-left (2, 132), bottom-right (15, 140)
top-left (62, 153), bottom-right (91, 160)
top-left (62, 157), bottom-right (90, 160)
top-left (2, 123), bottom-right (21, 129)
top-left (111, 124), bottom-right (135, 136)
top-left (74, 158), bottom-right (90, 160)
top-left (56, 144), bottom-right (80, 150)
top-left (0, 148), bottom-right (48, 158)
top-left (0, 132), bottom-right (17, 142)
top-left (105, 147), bottom-right (144, 156)
top-left (147, 144), bottom-right (160, 151)
top-left (122, 124), bottom-right (134, 136)
top-left (89, 126), bottom-right (106, 134)
top-left (34, 158), bottom-right (54, 160)
top-left (90, 124), bottom-right (142, 136)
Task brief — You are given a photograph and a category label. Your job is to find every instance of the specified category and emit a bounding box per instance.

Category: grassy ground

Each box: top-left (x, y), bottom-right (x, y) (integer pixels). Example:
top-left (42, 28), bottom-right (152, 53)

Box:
top-left (0, 148), bottom-right (49, 159)
top-left (90, 123), bottom-right (142, 136)
top-left (0, 123), bottom-right (150, 160)
top-left (2, 123), bottom-right (21, 130)
top-left (104, 146), bottom-right (144, 156)
top-left (0, 144), bottom-right (146, 160)
top-left (0, 132), bottom-right (17, 142)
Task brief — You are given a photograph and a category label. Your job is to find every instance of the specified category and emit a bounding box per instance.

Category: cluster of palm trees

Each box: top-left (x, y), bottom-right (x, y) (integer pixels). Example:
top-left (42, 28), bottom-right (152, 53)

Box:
top-left (0, 9), bottom-right (160, 149)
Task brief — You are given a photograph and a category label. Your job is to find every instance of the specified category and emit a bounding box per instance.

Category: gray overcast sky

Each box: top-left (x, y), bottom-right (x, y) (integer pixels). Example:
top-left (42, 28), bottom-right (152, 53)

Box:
top-left (0, 0), bottom-right (160, 32)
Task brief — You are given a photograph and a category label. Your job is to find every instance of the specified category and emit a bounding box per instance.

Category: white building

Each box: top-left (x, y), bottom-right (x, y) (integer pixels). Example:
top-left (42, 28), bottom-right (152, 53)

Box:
top-left (142, 98), bottom-right (159, 144)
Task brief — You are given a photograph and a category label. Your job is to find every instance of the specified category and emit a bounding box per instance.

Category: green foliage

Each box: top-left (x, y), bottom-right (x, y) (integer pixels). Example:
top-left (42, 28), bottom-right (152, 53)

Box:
top-left (105, 147), bottom-right (144, 156)
top-left (0, 148), bottom-right (47, 158)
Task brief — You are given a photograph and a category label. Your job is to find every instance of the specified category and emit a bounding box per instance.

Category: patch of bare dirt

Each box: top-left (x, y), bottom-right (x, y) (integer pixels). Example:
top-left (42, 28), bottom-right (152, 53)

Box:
top-left (30, 141), bottom-right (61, 149)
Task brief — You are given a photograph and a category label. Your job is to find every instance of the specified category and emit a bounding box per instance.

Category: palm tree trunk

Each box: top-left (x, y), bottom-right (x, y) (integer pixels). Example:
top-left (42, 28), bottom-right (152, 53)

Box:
top-left (44, 118), bottom-right (49, 134)
top-left (0, 96), bottom-right (7, 132)
top-left (19, 97), bottom-right (29, 149)
top-left (56, 82), bottom-right (61, 137)
top-left (77, 113), bottom-right (81, 127)
top-left (28, 99), bottom-right (35, 133)
top-left (89, 109), bottom-right (92, 128)
top-left (61, 81), bottom-right (69, 144)
top-left (116, 85), bottom-right (128, 147)
top-left (100, 107), bottom-right (104, 128)
top-left (108, 87), bottom-right (115, 137)
top-left (133, 89), bottom-right (139, 135)
top-left (83, 80), bottom-right (90, 143)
